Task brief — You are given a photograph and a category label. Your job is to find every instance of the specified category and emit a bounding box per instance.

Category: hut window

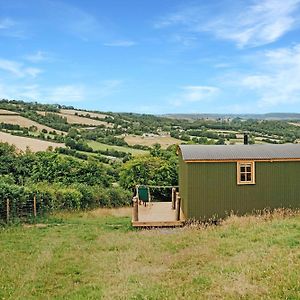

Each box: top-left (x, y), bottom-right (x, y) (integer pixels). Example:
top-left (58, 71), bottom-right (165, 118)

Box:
top-left (237, 162), bottom-right (255, 185)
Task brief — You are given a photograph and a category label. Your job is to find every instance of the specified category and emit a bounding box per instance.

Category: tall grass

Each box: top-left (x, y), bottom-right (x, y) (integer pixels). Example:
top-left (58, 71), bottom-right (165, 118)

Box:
top-left (0, 209), bottom-right (299, 299)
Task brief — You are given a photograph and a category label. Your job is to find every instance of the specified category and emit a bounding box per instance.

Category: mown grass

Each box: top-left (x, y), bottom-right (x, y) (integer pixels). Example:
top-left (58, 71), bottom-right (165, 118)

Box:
top-left (0, 209), bottom-right (300, 299)
top-left (88, 140), bottom-right (148, 156)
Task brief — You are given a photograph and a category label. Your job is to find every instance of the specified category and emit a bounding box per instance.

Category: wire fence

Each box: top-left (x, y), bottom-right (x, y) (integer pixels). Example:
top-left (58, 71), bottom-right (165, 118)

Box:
top-left (0, 195), bottom-right (49, 224)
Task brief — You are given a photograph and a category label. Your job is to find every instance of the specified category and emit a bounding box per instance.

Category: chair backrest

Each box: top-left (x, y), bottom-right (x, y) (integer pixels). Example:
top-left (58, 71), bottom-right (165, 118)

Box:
top-left (137, 186), bottom-right (150, 202)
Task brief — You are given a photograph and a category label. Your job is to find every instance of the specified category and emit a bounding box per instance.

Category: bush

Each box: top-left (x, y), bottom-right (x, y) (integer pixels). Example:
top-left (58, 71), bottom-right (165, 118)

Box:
top-left (0, 181), bottom-right (132, 223)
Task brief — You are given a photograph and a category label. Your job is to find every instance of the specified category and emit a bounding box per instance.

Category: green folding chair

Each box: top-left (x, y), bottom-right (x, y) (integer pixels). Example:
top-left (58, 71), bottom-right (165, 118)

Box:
top-left (137, 185), bottom-right (151, 206)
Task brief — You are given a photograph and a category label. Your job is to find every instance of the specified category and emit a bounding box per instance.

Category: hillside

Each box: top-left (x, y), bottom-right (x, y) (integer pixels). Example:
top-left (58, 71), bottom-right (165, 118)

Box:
top-left (164, 113), bottom-right (300, 120)
top-left (1, 99), bottom-right (300, 159)
top-left (0, 209), bottom-right (299, 299)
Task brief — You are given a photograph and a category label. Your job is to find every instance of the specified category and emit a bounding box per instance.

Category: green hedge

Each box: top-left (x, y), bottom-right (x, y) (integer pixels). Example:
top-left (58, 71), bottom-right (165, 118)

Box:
top-left (0, 182), bottom-right (132, 222)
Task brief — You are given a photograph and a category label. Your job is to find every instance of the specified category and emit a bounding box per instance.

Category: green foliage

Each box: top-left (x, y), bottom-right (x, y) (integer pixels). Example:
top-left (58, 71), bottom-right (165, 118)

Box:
top-left (65, 137), bottom-right (93, 152)
top-left (0, 181), bottom-right (132, 222)
top-left (120, 154), bottom-right (178, 189)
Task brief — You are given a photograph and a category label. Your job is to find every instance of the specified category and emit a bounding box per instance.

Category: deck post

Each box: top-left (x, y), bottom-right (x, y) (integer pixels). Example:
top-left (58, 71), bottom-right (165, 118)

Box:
top-left (132, 196), bottom-right (139, 222)
top-left (176, 194), bottom-right (181, 221)
top-left (33, 194), bottom-right (37, 218)
top-left (171, 188), bottom-right (176, 210)
top-left (175, 192), bottom-right (180, 209)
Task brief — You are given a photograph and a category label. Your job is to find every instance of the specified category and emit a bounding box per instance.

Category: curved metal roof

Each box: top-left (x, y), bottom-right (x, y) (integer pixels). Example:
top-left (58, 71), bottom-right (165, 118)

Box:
top-left (179, 144), bottom-right (300, 161)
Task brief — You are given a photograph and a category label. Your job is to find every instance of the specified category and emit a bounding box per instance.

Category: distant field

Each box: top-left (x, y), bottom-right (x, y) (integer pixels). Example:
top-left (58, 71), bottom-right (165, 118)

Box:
top-left (88, 140), bottom-right (147, 156)
top-left (60, 109), bottom-right (109, 119)
top-left (0, 109), bottom-right (19, 115)
top-left (0, 131), bottom-right (65, 152)
top-left (37, 111), bottom-right (112, 127)
top-left (289, 122), bottom-right (300, 127)
top-left (124, 135), bottom-right (181, 149)
top-left (0, 210), bottom-right (299, 299)
top-left (0, 115), bottom-right (63, 134)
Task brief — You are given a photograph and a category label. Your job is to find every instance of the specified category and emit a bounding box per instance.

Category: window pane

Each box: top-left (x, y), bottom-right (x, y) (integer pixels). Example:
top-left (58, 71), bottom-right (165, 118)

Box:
top-left (246, 166), bottom-right (251, 172)
top-left (247, 173), bottom-right (252, 181)
top-left (241, 173), bottom-right (246, 181)
top-left (240, 166), bottom-right (246, 172)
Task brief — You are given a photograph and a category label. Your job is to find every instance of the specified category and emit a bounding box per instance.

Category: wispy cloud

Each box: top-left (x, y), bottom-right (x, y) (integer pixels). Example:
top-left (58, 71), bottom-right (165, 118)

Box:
top-left (170, 85), bottom-right (219, 107)
top-left (155, 0), bottom-right (300, 48)
top-left (103, 40), bottom-right (136, 47)
top-left (0, 58), bottom-right (42, 78)
top-left (24, 51), bottom-right (51, 63)
top-left (0, 18), bottom-right (15, 29)
top-left (238, 44), bottom-right (300, 107)
top-left (0, 17), bottom-right (27, 39)
top-left (48, 1), bottom-right (107, 41)
top-left (0, 77), bottom-right (123, 104)
top-left (0, 83), bottom-right (41, 101)
top-left (48, 85), bottom-right (85, 102)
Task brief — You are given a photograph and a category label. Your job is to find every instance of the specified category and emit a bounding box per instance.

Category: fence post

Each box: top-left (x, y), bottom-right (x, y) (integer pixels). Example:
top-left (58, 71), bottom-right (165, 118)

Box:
top-left (132, 196), bottom-right (139, 222)
top-left (33, 194), bottom-right (37, 218)
top-left (176, 194), bottom-right (181, 221)
top-left (171, 188), bottom-right (176, 210)
top-left (6, 199), bottom-right (10, 222)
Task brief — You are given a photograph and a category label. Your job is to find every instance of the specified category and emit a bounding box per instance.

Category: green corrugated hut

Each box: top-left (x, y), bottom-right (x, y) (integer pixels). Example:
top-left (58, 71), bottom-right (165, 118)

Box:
top-left (178, 144), bottom-right (300, 220)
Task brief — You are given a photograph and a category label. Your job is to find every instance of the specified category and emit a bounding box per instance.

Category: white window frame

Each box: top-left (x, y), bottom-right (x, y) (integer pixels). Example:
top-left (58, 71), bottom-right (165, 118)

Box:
top-left (237, 161), bottom-right (255, 185)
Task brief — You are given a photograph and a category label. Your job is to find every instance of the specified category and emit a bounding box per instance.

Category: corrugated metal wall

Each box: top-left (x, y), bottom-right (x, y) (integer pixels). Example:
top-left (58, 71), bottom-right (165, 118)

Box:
top-left (178, 155), bottom-right (189, 218)
top-left (179, 158), bottom-right (300, 220)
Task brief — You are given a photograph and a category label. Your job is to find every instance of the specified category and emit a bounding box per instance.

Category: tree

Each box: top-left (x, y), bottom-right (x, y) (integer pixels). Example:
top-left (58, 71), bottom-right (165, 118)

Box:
top-left (120, 155), bottom-right (178, 190)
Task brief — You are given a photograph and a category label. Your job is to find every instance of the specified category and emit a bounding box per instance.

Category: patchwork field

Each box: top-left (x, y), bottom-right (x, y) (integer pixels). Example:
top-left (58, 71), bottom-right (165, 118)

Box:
top-left (37, 111), bottom-right (112, 127)
top-left (0, 210), bottom-right (299, 299)
top-left (60, 109), bottom-right (109, 119)
top-left (0, 109), bottom-right (19, 115)
top-left (124, 135), bottom-right (181, 149)
top-left (289, 122), bottom-right (300, 127)
top-left (0, 131), bottom-right (65, 152)
top-left (88, 140), bottom-right (147, 156)
top-left (0, 115), bottom-right (63, 134)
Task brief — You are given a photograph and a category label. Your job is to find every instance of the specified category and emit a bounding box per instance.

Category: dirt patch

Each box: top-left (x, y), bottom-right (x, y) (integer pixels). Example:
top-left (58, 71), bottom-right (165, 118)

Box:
top-left (88, 207), bottom-right (132, 217)
top-left (23, 223), bottom-right (48, 228)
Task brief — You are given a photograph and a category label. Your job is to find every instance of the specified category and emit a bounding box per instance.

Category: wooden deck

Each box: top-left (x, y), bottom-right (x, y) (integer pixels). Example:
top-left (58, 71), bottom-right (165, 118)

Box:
top-left (132, 202), bottom-right (184, 227)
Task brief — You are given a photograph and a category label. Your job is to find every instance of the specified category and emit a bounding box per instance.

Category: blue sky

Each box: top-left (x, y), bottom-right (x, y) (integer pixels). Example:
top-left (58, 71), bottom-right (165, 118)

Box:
top-left (1, 0), bottom-right (300, 114)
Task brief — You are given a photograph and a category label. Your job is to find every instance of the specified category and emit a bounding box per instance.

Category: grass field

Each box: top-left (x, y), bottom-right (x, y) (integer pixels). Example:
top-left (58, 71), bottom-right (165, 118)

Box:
top-left (0, 131), bottom-right (65, 152)
top-left (0, 115), bottom-right (63, 134)
top-left (0, 109), bottom-right (19, 115)
top-left (37, 111), bottom-right (112, 127)
top-left (88, 140), bottom-right (148, 156)
top-left (1, 209), bottom-right (299, 299)
top-left (124, 135), bottom-right (181, 149)
top-left (60, 109), bottom-right (109, 120)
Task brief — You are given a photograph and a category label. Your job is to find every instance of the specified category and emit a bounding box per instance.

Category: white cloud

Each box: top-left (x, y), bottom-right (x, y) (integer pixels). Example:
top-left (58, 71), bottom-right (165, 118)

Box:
top-left (155, 0), bottom-right (300, 48)
top-left (0, 17), bottom-right (28, 39)
top-left (170, 85), bottom-right (219, 107)
top-left (0, 78), bottom-right (123, 105)
top-left (208, 0), bottom-right (300, 48)
top-left (0, 83), bottom-right (41, 101)
top-left (239, 44), bottom-right (300, 106)
top-left (104, 40), bottom-right (136, 47)
top-left (0, 18), bottom-right (15, 29)
top-left (0, 58), bottom-right (42, 78)
top-left (48, 85), bottom-right (85, 103)
top-left (24, 51), bottom-right (50, 63)
top-left (48, 1), bottom-right (106, 41)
